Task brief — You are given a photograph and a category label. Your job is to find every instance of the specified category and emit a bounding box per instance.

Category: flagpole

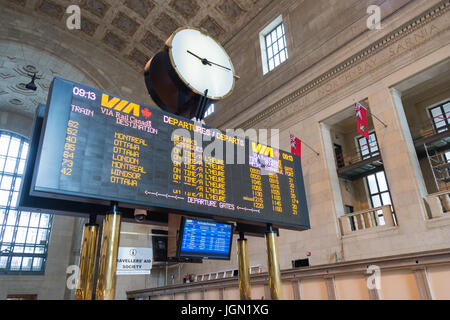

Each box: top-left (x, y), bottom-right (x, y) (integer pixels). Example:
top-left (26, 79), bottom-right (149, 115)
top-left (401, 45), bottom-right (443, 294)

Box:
top-left (290, 133), bottom-right (320, 157)
top-left (354, 100), bottom-right (388, 128)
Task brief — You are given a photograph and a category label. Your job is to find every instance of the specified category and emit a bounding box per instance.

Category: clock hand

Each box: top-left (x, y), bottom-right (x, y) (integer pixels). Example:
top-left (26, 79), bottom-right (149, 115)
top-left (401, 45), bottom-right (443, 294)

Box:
top-left (187, 50), bottom-right (211, 66)
top-left (206, 60), bottom-right (232, 71)
top-left (187, 50), bottom-right (231, 71)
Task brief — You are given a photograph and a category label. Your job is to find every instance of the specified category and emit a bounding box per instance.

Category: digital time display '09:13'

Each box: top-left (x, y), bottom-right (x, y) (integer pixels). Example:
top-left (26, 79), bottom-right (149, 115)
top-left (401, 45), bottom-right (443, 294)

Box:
top-left (73, 86), bottom-right (96, 100)
top-left (60, 120), bottom-right (79, 176)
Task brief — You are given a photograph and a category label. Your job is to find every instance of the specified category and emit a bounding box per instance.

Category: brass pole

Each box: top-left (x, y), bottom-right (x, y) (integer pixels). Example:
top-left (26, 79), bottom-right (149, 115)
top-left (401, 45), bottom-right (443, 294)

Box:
top-left (96, 204), bottom-right (121, 300)
top-left (237, 232), bottom-right (251, 300)
top-left (265, 225), bottom-right (283, 300)
top-left (75, 221), bottom-right (99, 300)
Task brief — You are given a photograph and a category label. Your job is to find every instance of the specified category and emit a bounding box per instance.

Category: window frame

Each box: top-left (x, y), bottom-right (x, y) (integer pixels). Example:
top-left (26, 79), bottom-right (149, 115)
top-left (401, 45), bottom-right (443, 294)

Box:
top-left (0, 130), bottom-right (52, 275)
top-left (259, 15), bottom-right (288, 75)
top-left (365, 170), bottom-right (395, 226)
top-left (357, 131), bottom-right (380, 160)
top-left (428, 100), bottom-right (450, 134)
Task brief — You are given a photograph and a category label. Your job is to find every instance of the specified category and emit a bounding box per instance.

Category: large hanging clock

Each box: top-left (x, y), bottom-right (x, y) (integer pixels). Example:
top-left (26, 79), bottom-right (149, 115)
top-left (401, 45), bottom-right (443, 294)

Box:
top-left (144, 27), bottom-right (238, 120)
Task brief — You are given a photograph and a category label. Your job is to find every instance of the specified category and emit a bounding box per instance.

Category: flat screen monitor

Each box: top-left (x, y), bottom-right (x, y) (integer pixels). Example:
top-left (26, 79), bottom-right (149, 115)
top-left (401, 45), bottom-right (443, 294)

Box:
top-left (177, 217), bottom-right (234, 260)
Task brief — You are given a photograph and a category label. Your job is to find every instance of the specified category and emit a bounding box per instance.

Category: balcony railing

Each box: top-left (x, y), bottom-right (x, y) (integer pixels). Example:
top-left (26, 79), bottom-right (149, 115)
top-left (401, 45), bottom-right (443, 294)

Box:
top-left (426, 190), bottom-right (450, 219)
top-left (339, 205), bottom-right (396, 235)
top-left (411, 117), bottom-right (450, 142)
top-left (336, 144), bottom-right (381, 169)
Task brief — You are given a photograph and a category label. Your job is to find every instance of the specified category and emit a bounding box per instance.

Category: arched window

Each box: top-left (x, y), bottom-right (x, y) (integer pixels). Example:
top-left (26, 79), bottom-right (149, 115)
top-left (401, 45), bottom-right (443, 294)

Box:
top-left (0, 131), bottom-right (52, 274)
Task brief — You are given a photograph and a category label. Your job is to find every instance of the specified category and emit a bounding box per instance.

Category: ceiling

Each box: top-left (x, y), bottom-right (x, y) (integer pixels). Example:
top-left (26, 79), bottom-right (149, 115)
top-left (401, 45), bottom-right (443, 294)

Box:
top-left (1, 0), bottom-right (272, 71)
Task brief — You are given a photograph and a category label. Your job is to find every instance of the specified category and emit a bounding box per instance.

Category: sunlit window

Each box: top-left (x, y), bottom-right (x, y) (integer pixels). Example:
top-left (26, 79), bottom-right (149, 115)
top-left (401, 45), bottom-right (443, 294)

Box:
top-left (204, 104), bottom-right (215, 118)
top-left (259, 15), bottom-right (288, 75)
top-left (0, 131), bottom-right (52, 274)
top-left (365, 171), bottom-right (393, 226)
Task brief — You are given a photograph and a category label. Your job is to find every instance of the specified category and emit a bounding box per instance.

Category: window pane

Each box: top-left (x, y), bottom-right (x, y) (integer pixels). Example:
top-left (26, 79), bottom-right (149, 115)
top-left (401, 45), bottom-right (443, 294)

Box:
top-left (4, 158), bottom-right (16, 173)
top-left (273, 41), bottom-right (279, 54)
top-left (21, 257), bottom-right (32, 271)
top-left (0, 256), bottom-right (7, 268)
top-left (381, 192), bottom-right (392, 206)
top-left (274, 54), bottom-right (280, 67)
top-left (3, 227), bottom-right (14, 242)
top-left (1, 175), bottom-right (13, 190)
top-left (14, 178), bottom-right (22, 191)
top-left (265, 34), bottom-right (272, 46)
top-left (29, 213), bottom-right (40, 227)
top-left (24, 246), bottom-right (34, 253)
top-left (6, 211), bottom-right (18, 225)
top-left (17, 159), bottom-right (25, 175)
top-left (278, 39), bottom-right (284, 50)
top-left (431, 107), bottom-right (443, 118)
top-left (16, 227), bottom-right (27, 243)
top-left (0, 156), bottom-right (5, 171)
top-left (26, 228), bottom-right (37, 244)
top-left (39, 214), bottom-right (50, 228)
top-left (267, 46), bottom-right (273, 58)
top-left (0, 190), bottom-right (9, 206)
top-left (280, 50), bottom-right (286, 63)
top-left (268, 58), bottom-right (274, 71)
top-left (35, 246), bottom-right (45, 254)
top-left (20, 144), bottom-right (28, 159)
top-left (8, 139), bottom-right (20, 158)
top-left (0, 135), bottom-right (10, 155)
top-left (367, 174), bottom-right (379, 193)
top-left (371, 195), bottom-right (382, 207)
top-left (13, 245), bottom-right (24, 253)
top-left (32, 257), bottom-right (43, 271)
top-left (10, 256), bottom-right (22, 270)
top-left (271, 31), bottom-right (277, 44)
top-left (277, 25), bottom-right (283, 38)
top-left (37, 229), bottom-right (48, 244)
top-left (376, 172), bottom-right (388, 192)
top-left (10, 192), bottom-right (18, 207)
top-left (19, 212), bottom-right (30, 226)
top-left (0, 209), bottom-right (5, 225)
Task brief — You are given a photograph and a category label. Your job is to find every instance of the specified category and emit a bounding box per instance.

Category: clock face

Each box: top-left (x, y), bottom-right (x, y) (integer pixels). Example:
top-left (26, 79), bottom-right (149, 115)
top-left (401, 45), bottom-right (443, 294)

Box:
top-left (168, 28), bottom-right (235, 100)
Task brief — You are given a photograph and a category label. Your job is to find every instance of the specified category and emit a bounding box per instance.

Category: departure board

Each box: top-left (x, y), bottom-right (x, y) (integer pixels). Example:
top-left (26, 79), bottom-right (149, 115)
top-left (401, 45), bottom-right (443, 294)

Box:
top-left (178, 218), bottom-right (233, 260)
top-left (31, 77), bottom-right (310, 230)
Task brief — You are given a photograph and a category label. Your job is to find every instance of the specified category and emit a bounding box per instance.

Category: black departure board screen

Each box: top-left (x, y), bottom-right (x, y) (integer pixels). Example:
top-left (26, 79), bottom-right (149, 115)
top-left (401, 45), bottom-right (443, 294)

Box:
top-left (31, 77), bottom-right (310, 230)
top-left (178, 217), bottom-right (233, 260)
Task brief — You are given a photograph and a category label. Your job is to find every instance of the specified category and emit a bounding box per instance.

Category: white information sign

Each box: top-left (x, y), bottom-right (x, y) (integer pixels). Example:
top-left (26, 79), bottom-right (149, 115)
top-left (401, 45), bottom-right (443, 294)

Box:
top-left (116, 247), bottom-right (153, 275)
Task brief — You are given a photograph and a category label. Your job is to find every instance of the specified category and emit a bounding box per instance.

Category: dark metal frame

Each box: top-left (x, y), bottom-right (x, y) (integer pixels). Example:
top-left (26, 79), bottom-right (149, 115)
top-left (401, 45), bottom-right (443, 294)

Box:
top-left (358, 132), bottom-right (380, 160)
top-left (429, 100), bottom-right (450, 134)
top-left (0, 130), bottom-right (52, 275)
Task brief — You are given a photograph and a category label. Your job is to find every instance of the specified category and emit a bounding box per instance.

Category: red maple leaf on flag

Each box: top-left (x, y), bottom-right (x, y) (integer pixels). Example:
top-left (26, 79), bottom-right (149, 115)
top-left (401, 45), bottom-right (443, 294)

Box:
top-left (141, 108), bottom-right (152, 119)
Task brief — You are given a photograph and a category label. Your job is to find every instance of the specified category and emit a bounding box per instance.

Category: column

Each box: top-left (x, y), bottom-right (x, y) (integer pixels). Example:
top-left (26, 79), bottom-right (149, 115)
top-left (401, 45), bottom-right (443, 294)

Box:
top-left (265, 225), bottom-right (283, 300)
top-left (96, 204), bottom-right (121, 300)
top-left (237, 232), bottom-right (251, 300)
top-left (368, 87), bottom-right (429, 227)
top-left (75, 218), bottom-right (99, 300)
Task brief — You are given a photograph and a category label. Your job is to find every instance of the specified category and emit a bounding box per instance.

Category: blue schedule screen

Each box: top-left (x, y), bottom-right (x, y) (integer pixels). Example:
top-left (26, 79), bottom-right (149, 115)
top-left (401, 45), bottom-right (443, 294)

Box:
top-left (179, 218), bottom-right (233, 260)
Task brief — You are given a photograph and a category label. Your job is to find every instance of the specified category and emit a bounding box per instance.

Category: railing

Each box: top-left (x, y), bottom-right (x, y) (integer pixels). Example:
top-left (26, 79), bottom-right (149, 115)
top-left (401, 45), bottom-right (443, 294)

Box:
top-left (339, 205), bottom-right (396, 235)
top-left (426, 190), bottom-right (450, 219)
top-left (411, 117), bottom-right (450, 142)
top-left (336, 144), bottom-right (381, 169)
top-left (127, 249), bottom-right (450, 300)
top-left (194, 265), bottom-right (262, 282)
